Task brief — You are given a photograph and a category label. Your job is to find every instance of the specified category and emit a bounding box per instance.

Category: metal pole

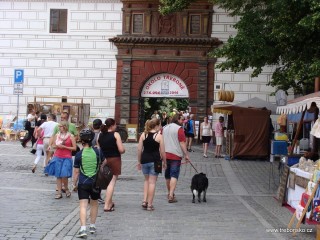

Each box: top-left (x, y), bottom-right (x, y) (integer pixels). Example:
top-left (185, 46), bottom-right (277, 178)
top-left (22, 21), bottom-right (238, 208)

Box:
top-left (16, 93), bottom-right (19, 129)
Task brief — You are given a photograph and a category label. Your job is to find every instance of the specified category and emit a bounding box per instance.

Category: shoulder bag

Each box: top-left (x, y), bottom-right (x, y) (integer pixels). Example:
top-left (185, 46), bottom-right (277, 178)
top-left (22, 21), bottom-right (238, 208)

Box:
top-left (95, 150), bottom-right (113, 189)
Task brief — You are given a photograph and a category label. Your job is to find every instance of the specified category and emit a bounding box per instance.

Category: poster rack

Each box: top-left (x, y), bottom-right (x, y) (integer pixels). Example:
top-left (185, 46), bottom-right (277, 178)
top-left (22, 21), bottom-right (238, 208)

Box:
top-left (29, 96), bottom-right (90, 128)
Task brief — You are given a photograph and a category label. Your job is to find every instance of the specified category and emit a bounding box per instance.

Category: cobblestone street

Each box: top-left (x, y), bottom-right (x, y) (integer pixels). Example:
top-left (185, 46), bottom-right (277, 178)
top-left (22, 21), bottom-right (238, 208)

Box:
top-left (0, 141), bottom-right (316, 240)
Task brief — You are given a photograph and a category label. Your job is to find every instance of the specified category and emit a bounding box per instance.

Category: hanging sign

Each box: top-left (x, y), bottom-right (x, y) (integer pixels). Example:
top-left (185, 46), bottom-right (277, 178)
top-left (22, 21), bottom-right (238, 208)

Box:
top-left (141, 73), bottom-right (189, 98)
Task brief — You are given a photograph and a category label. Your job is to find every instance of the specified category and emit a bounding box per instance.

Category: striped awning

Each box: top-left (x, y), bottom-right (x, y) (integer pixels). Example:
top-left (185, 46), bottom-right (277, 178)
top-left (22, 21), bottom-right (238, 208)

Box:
top-left (276, 92), bottom-right (320, 114)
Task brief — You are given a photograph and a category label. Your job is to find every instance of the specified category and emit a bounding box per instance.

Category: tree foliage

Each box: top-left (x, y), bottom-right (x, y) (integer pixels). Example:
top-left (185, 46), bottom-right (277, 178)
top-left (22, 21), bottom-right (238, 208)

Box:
top-left (160, 0), bottom-right (320, 94)
top-left (144, 98), bottom-right (189, 120)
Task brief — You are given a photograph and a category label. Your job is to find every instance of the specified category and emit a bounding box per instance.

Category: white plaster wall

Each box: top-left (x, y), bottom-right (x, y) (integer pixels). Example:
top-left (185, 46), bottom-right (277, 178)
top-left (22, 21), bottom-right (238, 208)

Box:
top-left (0, 0), bottom-right (122, 120)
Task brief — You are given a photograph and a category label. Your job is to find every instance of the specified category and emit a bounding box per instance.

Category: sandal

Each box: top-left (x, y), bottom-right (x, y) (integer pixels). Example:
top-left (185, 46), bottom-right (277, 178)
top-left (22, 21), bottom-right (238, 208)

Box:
top-left (104, 203), bottom-right (115, 212)
top-left (168, 195), bottom-right (178, 203)
top-left (167, 193), bottom-right (175, 200)
top-left (141, 201), bottom-right (148, 209)
top-left (31, 165), bottom-right (36, 173)
top-left (147, 205), bottom-right (154, 211)
top-left (55, 193), bottom-right (62, 199)
top-left (65, 190), bottom-right (71, 198)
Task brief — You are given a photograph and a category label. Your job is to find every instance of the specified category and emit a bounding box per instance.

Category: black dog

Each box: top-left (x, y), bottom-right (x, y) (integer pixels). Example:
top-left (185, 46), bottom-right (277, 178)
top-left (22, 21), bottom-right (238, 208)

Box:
top-left (191, 172), bottom-right (208, 203)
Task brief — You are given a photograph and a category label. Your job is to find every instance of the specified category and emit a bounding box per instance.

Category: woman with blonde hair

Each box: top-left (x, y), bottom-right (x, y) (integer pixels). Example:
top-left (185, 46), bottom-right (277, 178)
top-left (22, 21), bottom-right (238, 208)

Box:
top-left (45, 121), bottom-right (77, 199)
top-left (137, 118), bottom-right (166, 211)
top-left (98, 118), bottom-right (125, 212)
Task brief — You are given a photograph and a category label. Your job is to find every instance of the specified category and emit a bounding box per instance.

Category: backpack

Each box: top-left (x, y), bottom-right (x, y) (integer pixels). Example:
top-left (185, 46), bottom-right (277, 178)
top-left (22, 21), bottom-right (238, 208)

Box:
top-left (79, 149), bottom-right (100, 178)
top-left (184, 120), bottom-right (191, 132)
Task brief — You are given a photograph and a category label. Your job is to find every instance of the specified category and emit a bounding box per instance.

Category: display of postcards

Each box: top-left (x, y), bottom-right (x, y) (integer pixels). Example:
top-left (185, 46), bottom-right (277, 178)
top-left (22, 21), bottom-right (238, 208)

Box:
top-left (71, 105), bottom-right (78, 116)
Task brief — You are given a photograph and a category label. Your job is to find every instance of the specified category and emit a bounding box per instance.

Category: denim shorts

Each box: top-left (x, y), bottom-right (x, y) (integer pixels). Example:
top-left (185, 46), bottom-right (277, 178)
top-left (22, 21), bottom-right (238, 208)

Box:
top-left (142, 162), bottom-right (159, 176)
top-left (165, 159), bottom-right (181, 180)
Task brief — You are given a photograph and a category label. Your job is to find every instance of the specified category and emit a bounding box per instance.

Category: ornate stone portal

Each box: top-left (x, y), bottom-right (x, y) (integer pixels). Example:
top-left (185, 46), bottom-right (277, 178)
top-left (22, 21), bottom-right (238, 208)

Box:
top-left (110, 0), bottom-right (222, 129)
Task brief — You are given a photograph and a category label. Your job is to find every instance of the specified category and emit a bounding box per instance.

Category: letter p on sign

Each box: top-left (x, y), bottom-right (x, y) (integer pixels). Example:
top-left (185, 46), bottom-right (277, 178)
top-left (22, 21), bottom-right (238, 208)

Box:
top-left (14, 69), bottom-right (24, 83)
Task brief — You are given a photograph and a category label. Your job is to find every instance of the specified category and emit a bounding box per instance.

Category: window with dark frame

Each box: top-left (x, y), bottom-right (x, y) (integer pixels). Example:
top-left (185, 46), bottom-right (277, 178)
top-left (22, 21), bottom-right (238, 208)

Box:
top-left (132, 14), bottom-right (143, 34)
top-left (50, 9), bottom-right (68, 33)
top-left (190, 14), bottom-right (201, 35)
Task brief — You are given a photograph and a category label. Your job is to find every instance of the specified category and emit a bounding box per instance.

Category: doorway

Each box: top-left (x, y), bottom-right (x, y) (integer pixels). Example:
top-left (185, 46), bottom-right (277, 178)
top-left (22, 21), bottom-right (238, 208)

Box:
top-left (138, 98), bottom-right (189, 133)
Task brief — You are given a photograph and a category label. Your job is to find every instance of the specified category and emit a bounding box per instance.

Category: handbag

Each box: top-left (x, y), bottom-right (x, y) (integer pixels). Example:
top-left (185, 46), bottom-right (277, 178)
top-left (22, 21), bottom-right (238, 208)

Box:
top-left (95, 162), bottom-right (113, 190)
top-left (94, 148), bottom-right (113, 190)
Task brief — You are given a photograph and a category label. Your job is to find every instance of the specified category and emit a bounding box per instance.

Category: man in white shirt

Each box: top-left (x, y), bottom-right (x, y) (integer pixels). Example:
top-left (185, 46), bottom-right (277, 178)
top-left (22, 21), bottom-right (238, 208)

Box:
top-left (37, 114), bottom-right (58, 167)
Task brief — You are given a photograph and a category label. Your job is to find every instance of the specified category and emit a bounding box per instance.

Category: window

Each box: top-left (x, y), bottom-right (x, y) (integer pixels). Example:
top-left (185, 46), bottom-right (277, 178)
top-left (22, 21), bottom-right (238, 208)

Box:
top-left (132, 14), bottom-right (143, 34)
top-left (190, 14), bottom-right (200, 35)
top-left (50, 9), bottom-right (68, 33)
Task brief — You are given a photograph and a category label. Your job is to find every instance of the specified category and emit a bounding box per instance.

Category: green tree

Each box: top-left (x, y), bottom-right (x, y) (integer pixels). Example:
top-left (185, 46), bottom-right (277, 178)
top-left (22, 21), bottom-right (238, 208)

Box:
top-left (143, 98), bottom-right (188, 120)
top-left (160, 0), bottom-right (320, 94)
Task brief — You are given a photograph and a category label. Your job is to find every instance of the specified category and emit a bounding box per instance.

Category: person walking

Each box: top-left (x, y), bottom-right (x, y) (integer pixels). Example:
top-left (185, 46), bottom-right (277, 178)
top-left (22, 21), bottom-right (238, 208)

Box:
top-left (162, 114), bottom-right (189, 203)
top-left (161, 111), bottom-right (169, 127)
top-left (37, 114), bottom-right (58, 168)
top-left (214, 116), bottom-right (226, 158)
top-left (31, 114), bottom-right (47, 173)
top-left (91, 118), bottom-right (105, 204)
top-left (137, 118), bottom-right (166, 211)
top-left (45, 121), bottom-right (77, 199)
top-left (50, 111), bottom-right (78, 191)
top-left (73, 129), bottom-right (100, 238)
top-left (91, 119), bottom-right (102, 148)
top-left (186, 114), bottom-right (196, 152)
top-left (200, 116), bottom-right (212, 158)
top-left (98, 118), bottom-right (125, 212)
top-left (151, 110), bottom-right (160, 119)
top-left (21, 110), bottom-right (37, 148)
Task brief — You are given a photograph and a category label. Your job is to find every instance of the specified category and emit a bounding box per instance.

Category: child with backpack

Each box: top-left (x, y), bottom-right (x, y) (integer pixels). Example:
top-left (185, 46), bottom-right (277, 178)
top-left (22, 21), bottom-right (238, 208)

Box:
top-left (72, 129), bottom-right (100, 238)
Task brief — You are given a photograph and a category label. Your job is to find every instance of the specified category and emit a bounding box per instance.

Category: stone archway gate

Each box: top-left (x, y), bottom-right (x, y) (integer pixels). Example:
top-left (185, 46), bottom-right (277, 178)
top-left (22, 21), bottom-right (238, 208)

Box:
top-left (110, 0), bottom-right (222, 127)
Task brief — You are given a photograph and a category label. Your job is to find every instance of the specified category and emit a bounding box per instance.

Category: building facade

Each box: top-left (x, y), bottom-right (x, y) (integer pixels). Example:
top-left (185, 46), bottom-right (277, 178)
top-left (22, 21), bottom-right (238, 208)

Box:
top-left (0, 0), bottom-right (281, 127)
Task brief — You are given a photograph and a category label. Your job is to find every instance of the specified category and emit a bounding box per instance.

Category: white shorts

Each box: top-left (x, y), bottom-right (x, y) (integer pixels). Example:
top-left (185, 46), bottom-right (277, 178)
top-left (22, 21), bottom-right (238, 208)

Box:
top-left (216, 136), bottom-right (223, 145)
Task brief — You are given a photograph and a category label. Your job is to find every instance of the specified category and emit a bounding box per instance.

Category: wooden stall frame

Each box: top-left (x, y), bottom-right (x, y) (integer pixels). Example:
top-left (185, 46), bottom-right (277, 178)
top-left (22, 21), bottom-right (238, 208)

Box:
top-left (30, 96), bottom-right (88, 128)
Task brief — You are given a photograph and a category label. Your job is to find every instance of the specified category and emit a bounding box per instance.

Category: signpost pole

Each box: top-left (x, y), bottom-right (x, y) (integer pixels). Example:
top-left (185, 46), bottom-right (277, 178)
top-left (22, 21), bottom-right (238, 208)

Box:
top-left (16, 93), bottom-right (19, 129)
top-left (14, 69), bottom-right (24, 130)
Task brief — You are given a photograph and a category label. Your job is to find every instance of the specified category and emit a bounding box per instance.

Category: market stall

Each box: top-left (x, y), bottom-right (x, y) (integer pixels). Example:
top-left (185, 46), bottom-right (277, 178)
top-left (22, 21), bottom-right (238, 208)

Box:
top-left (212, 104), bottom-right (272, 158)
top-left (276, 92), bottom-right (320, 236)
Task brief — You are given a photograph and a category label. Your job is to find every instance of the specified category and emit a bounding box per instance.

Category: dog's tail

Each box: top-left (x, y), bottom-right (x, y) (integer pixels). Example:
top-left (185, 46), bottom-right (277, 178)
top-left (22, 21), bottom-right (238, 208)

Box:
top-left (193, 189), bottom-right (198, 196)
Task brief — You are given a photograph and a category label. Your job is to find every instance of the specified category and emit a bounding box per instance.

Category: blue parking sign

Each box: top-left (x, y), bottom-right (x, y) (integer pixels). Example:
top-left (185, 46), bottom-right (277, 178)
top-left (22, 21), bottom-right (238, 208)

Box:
top-left (14, 69), bottom-right (24, 83)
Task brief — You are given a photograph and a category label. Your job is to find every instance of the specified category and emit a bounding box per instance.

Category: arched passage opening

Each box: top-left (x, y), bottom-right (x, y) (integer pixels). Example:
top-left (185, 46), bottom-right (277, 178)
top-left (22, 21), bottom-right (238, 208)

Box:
top-left (138, 73), bottom-right (190, 132)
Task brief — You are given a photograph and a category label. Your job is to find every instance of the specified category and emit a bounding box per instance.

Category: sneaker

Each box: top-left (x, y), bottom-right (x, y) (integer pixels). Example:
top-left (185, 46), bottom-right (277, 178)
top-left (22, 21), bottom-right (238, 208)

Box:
top-left (203, 154), bottom-right (208, 158)
top-left (89, 226), bottom-right (96, 234)
top-left (76, 229), bottom-right (87, 238)
top-left (98, 197), bottom-right (105, 204)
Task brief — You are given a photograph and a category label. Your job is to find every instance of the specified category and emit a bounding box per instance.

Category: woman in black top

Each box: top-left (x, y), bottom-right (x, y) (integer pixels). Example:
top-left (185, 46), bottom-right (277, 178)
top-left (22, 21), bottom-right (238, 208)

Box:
top-left (98, 118), bottom-right (125, 212)
top-left (137, 118), bottom-right (166, 211)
